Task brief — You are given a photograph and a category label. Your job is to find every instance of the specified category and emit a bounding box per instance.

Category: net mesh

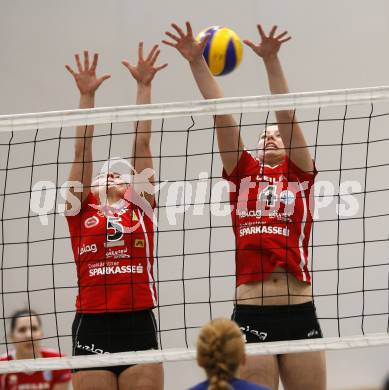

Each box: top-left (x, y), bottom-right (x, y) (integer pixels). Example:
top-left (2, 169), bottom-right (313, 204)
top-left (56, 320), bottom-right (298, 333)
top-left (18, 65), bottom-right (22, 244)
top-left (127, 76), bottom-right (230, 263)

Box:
top-left (1, 86), bottom-right (389, 372)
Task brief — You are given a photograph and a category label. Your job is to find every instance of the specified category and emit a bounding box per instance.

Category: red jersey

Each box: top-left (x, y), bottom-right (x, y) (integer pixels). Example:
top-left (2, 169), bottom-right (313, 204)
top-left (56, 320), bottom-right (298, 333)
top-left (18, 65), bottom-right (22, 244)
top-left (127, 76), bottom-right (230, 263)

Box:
top-left (66, 189), bottom-right (157, 313)
top-left (0, 348), bottom-right (71, 390)
top-left (223, 150), bottom-right (316, 286)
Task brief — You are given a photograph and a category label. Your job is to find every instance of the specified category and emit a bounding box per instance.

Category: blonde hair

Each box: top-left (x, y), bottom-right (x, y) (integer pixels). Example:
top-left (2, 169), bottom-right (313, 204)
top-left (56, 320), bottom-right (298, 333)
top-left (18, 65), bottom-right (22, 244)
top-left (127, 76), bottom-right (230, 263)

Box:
top-left (197, 319), bottom-right (245, 390)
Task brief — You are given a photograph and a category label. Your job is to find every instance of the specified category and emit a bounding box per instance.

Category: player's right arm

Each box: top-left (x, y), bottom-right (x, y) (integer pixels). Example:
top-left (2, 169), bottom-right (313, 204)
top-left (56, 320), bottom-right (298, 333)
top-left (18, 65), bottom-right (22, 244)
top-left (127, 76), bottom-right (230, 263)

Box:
top-left (163, 22), bottom-right (244, 175)
top-left (244, 25), bottom-right (314, 173)
top-left (65, 51), bottom-right (110, 211)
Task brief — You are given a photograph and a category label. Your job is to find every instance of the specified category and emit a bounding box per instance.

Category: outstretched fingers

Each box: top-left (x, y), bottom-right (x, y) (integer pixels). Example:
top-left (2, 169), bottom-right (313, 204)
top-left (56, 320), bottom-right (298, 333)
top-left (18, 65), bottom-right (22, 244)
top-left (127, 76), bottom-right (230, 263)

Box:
top-left (256, 24), bottom-right (291, 44)
top-left (199, 33), bottom-right (211, 50)
top-left (96, 74), bottom-right (111, 87)
top-left (275, 30), bottom-right (291, 43)
top-left (121, 59), bottom-right (129, 68)
top-left (90, 53), bottom-right (99, 72)
top-left (268, 25), bottom-right (278, 38)
top-left (275, 31), bottom-right (288, 40)
top-left (256, 24), bottom-right (267, 40)
top-left (70, 51), bottom-right (100, 74)
top-left (121, 60), bottom-right (135, 75)
top-left (155, 62), bottom-right (168, 72)
top-left (75, 53), bottom-right (83, 73)
top-left (279, 36), bottom-right (292, 44)
top-left (185, 21), bottom-right (193, 37)
top-left (138, 41), bottom-right (144, 62)
top-left (164, 31), bottom-right (180, 43)
top-left (146, 44), bottom-right (160, 64)
top-left (65, 64), bottom-right (76, 77)
top-left (161, 38), bottom-right (176, 48)
top-left (83, 50), bottom-right (90, 71)
top-left (243, 39), bottom-right (257, 50)
top-left (171, 23), bottom-right (186, 38)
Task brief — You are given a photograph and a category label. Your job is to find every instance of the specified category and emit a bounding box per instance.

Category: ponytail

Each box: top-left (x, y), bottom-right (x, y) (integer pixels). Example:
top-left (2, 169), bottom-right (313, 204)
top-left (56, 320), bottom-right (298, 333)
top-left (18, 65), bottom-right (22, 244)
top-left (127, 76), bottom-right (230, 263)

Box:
top-left (196, 319), bottom-right (244, 390)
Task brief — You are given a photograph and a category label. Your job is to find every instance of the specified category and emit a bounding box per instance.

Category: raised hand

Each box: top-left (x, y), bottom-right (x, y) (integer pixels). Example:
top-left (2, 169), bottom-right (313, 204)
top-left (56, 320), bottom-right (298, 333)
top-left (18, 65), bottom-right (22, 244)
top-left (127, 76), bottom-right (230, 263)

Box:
top-left (122, 42), bottom-right (167, 86)
top-left (162, 21), bottom-right (210, 63)
top-left (244, 25), bottom-right (291, 60)
top-left (65, 50), bottom-right (111, 96)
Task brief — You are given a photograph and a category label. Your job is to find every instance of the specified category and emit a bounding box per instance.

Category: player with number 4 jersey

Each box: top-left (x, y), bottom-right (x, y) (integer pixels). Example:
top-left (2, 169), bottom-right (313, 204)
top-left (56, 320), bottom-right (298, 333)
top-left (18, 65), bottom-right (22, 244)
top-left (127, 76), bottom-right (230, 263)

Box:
top-left (164, 22), bottom-right (325, 390)
top-left (223, 148), bottom-right (316, 286)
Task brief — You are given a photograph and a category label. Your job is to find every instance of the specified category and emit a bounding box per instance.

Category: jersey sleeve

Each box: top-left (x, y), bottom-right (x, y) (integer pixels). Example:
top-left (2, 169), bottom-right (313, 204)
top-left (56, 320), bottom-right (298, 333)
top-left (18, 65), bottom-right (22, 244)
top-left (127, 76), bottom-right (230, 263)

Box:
top-left (65, 191), bottom-right (96, 234)
top-left (286, 157), bottom-right (317, 183)
top-left (123, 185), bottom-right (156, 229)
top-left (222, 150), bottom-right (259, 186)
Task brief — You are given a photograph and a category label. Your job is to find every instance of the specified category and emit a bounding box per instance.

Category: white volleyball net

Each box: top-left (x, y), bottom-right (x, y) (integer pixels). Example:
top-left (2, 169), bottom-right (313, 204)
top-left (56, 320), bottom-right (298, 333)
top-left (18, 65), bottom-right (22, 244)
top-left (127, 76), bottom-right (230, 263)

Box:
top-left (1, 86), bottom-right (389, 373)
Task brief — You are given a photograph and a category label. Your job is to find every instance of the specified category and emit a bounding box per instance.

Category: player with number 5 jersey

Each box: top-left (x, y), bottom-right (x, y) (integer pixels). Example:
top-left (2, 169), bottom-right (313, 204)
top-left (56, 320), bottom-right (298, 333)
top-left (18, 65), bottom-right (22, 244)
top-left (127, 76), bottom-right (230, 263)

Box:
top-left (64, 45), bottom-right (166, 390)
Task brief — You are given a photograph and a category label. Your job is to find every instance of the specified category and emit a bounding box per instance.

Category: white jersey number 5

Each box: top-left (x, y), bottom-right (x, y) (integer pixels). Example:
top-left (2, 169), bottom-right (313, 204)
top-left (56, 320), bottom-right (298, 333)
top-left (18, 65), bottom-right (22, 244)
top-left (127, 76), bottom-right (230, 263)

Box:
top-left (107, 216), bottom-right (124, 242)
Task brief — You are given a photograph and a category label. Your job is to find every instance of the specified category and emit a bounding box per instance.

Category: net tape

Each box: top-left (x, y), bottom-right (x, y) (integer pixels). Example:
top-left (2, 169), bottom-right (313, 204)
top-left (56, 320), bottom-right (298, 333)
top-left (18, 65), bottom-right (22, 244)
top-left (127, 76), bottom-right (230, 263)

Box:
top-left (1, 85), bottom-right (389, 132)
top-left (0, 333), bottom-right (388, 373)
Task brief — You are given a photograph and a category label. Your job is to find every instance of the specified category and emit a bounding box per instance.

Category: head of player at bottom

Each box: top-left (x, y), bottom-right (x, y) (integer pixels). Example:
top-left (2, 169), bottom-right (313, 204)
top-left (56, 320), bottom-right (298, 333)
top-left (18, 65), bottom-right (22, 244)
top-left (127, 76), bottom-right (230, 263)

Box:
top-left (191, 318), bottom-right (270, 390)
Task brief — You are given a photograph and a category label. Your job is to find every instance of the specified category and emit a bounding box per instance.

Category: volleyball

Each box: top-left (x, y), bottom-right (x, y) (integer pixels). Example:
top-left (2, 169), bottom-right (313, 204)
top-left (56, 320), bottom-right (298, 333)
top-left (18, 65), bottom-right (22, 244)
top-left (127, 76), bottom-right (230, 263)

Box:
top-left (196, 26), bottom-right (243, 76)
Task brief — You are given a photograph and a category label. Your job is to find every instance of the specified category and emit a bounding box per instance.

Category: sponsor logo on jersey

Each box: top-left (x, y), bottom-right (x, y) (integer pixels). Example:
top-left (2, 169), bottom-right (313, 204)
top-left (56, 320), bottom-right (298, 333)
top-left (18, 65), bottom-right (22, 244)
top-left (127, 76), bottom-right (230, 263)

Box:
top-left (84, 216), bottom-right (99, 228)
top-left (88, 263), bottom-right (144, 277)
top-left (256, 175), bottom-right (284, 183)
top-left (134, 239), bottom-right (144, 248)
top-left (268, 211), bottom-right (292, 222)
top-left (237, 209), bottom-right (292, 222)
top-left (106, 247), bottom-right (131, 259)
top-left (132, 211), bottom-right (139, 221)
top-left (280, 190), bottom-right (295, 205)
top-left (237, 209), bottom-right (263, 218)
top-left (239, 225), bottom-right (289, 237)
top-left (115, 206), bottom-right (129, 217)
top-left (79, 243), bottom-right (97, 255)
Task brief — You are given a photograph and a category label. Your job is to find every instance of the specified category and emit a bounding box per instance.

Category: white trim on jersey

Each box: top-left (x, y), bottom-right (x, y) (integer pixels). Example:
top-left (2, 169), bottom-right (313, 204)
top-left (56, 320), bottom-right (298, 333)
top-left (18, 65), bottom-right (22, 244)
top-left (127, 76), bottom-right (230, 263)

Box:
top-left (72, 314), bottom-right (83, 356)
top-left (138, 211), bottom-right (157, 307)
top-left (298, 182), bottom-right (308, 282)
top-left (261, 162), bottom-right (281, 168)
top-left (250, 149), bottom-right (281, 169)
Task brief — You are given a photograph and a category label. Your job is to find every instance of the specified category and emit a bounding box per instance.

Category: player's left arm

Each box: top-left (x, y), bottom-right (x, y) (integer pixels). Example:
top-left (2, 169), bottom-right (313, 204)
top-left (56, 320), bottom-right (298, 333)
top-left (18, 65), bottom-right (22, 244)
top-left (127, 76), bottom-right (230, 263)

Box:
top-left (122, 42), bottom-right (167, 206)
top-left (245, 25), bottom-right (314, 173)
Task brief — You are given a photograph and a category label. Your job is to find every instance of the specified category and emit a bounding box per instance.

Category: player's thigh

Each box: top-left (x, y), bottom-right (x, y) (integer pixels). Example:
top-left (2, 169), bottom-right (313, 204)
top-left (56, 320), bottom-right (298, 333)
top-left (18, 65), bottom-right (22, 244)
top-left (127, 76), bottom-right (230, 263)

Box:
top-left (72, 370), bottom-right (117, 390)
top-left (278, 351), bottom-right (326, 390)
top-left (240, 355), bottom-right (280, 390)
top-left (118, 363), bottom-right (163, 390)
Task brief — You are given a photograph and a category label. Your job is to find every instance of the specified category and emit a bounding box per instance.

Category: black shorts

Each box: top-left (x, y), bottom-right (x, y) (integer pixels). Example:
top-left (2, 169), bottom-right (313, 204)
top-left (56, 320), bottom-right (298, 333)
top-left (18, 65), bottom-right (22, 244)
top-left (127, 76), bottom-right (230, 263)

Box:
top-left (72, 310), bottom-right (159, 376)
top-left (232, 301), bottom-right (322, 343)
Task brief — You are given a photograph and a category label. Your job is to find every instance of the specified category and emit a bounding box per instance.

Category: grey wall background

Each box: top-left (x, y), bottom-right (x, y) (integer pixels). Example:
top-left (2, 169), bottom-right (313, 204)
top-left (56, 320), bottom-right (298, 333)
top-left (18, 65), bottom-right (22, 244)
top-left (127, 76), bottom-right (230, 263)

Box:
top-left (1, 1), bottom-right (389, 389)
